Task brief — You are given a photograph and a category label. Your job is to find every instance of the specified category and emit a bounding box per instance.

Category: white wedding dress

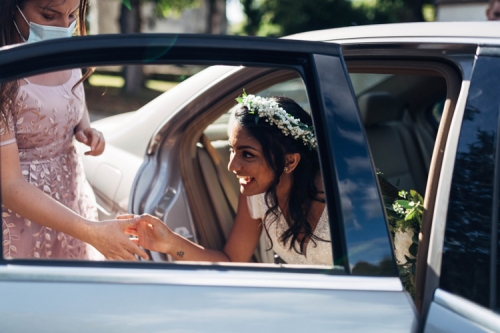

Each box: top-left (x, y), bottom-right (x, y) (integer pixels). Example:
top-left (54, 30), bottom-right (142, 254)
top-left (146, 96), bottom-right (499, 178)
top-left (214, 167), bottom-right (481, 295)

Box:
top-left (247, 193), bottom-right (333, 266)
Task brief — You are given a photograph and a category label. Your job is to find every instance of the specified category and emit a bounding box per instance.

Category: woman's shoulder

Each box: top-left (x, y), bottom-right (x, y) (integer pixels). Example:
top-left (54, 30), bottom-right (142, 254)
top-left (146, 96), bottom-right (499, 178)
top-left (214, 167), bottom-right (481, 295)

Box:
top-left (246, 193), bottom-right (266, 220)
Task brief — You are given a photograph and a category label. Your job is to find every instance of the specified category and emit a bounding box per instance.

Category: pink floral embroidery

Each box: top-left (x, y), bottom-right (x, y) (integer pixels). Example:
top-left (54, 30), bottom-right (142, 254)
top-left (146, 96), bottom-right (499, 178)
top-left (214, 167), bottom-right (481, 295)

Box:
top-left (1, 70), bottom-right (99, 260)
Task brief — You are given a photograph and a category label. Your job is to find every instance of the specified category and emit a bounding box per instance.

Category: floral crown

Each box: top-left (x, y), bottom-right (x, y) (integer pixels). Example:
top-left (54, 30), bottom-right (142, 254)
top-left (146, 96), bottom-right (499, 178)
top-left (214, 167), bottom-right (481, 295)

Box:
top-left (236, 92), bottom-right (317, 149)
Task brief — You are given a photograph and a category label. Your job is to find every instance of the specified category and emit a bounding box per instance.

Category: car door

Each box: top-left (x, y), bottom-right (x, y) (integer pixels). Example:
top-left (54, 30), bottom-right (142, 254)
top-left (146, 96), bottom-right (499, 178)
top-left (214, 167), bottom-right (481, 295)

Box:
top-left (423, 46), bottom-right (500, 332)
top-left (0, 34), bottom-right (416, 332)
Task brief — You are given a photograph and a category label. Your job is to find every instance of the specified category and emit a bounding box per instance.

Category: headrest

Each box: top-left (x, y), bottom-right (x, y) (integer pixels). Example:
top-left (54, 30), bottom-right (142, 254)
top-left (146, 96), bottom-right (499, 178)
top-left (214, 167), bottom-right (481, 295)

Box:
top-left (204, 123), bottom-right (229, 141)
top-left (358, 92), bottom-right (401, 126)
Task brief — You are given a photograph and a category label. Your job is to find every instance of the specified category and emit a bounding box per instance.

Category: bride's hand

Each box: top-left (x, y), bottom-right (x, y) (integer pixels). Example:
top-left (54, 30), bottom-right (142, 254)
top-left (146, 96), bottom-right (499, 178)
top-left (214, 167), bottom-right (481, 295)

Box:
top-left (119, 214), bottom-right (172, 254)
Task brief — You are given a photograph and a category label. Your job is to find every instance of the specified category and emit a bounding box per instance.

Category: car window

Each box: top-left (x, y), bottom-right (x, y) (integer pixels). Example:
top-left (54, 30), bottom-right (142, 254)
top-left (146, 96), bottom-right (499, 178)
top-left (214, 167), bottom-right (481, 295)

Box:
top-left (0, 27), bottom-right (402, 283)
top-left (430, 98), bottom-right (445, 126)
top-left (349, 73), bottom-right (393, 96)
top-left (257, 77), bottom-right (310, 112)
top-left (205, 67), bottom-right (451, 291)
top-left (347, 69), bottom-right (449, 298)
top-left (1, 64), bottom-right (346, 271)
top-left (351, 72), bottom-right (446, 194)
top-left (441, 55), bottom-right (500, 310)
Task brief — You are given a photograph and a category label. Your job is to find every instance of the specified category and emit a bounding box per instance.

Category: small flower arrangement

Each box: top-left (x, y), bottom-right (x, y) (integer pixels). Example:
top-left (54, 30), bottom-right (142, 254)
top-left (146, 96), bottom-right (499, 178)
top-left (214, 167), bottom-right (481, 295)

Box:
top-left (236, 91), bottom-right (317, 149)
top-left (377, 172), bottom-right (423, 298)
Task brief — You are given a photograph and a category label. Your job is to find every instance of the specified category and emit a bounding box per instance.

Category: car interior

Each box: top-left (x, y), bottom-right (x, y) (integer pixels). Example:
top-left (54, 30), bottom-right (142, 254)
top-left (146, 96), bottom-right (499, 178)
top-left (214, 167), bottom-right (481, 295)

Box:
top-left (180, 61), bottom-right (461, 266)
top-left (12, 60), bottom-right (459, 271)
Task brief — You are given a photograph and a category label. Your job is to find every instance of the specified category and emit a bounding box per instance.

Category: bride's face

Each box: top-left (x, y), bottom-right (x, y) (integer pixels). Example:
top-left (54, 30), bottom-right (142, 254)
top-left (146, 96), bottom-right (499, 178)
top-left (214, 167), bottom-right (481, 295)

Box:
top-left (14, 0), bottom-right (80, 42)
top-left (228, 123), bottom-right (275, 197)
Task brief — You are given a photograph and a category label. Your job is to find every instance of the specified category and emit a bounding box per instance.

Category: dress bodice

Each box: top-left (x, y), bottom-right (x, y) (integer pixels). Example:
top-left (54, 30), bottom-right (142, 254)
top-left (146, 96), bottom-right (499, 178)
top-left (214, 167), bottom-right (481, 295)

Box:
top-left (12, 69), bottom-right (85, 161)
top-left (247, 193), bottom-right (333, 266)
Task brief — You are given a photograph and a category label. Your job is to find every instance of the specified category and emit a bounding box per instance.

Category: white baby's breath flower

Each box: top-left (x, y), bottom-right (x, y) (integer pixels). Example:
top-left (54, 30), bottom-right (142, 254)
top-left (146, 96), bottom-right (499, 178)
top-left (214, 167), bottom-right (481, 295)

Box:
top-left (238, 93), bottom-right (317, 149)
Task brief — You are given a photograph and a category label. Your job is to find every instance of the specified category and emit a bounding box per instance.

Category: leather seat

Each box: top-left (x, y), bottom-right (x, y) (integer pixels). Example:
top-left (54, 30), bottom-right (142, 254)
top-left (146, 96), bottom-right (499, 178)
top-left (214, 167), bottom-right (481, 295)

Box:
top-left (358, 92), bottom-right (428, 195)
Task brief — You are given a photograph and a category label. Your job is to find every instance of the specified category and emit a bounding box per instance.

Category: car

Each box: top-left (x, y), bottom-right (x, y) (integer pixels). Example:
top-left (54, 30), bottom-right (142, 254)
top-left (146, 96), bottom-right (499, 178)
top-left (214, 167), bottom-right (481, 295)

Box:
top-left (1, 21), bottom-right (500, 332)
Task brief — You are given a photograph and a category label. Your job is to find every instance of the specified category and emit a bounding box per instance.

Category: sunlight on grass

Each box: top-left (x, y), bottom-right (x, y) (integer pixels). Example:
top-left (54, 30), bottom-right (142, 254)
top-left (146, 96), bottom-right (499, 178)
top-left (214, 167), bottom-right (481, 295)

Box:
top-left (146, 80), bottom-right (177, 92)
top-left (88, 74), bottom-right (124, 88)
top-left (423, 4), bottom-right (436, 22)
top-left (88, 74), bottom-right (177, 92)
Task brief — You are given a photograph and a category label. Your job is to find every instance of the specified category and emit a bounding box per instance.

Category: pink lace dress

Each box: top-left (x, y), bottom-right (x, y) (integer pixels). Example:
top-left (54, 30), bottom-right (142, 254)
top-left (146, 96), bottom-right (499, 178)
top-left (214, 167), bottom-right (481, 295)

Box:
top-left (1, 69), bottom-right (99, 260)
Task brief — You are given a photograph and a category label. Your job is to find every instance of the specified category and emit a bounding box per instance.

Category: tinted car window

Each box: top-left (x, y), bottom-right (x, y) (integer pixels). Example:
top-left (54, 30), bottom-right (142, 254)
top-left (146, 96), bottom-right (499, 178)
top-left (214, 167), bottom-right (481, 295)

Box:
top-left (441, 55), bottom-right (500, 308)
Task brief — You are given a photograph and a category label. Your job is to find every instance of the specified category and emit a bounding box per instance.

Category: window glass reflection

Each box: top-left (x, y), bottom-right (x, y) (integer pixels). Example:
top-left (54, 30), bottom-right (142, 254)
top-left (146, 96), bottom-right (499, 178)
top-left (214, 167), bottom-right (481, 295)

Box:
top-left (441, 56), bottom-right (500, 307)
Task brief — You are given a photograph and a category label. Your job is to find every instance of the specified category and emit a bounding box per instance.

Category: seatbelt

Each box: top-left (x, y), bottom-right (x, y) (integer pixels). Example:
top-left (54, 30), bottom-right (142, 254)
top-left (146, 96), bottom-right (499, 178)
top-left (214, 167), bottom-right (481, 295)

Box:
top-left (402, 109), bottom-right (431, 173)
top-left (199, 134), bottom-right (239, 214)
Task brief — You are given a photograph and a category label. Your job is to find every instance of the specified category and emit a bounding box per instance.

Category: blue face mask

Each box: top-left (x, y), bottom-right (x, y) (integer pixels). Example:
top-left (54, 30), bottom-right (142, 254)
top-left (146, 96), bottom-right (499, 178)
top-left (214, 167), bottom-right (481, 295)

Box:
top-left (13, 5), bottom-right (76, 43)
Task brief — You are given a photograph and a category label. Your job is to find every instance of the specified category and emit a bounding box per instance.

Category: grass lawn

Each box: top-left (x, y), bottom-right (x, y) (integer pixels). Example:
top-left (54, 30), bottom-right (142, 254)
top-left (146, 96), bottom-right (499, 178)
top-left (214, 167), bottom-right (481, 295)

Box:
top-left (85, 73), bottom-right (178, 118)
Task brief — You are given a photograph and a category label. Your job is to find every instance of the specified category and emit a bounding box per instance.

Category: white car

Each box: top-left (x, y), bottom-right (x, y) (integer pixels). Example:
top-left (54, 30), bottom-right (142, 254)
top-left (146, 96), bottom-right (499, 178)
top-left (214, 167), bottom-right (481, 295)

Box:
top-left (1, 21), bottom-right (500, 332)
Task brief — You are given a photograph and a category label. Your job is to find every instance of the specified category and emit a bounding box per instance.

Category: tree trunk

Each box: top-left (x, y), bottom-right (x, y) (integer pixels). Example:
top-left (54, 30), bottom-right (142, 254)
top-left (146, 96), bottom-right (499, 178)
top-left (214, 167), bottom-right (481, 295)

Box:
top-left (205, 0), bottom-right (227, 34)
top-left (119, 0), bottom-right (144, 95)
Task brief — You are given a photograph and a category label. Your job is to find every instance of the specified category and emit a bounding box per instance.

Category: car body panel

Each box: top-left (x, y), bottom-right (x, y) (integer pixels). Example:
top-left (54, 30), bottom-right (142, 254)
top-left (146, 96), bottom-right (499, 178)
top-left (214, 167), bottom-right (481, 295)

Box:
top-left (425, 290), bottom-right (500, 333)
top-left (285, 22), bottom-right (500, 43)
top-left (423, 47), bottom-right (500, 331)
top-left (0, 265), bottom-right (415, 333)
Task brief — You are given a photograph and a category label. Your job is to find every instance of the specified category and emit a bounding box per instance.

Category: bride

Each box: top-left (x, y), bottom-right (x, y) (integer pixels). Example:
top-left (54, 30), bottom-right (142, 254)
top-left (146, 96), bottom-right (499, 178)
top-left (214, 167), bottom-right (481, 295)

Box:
top-left (125, 93), bottom-right (333, 265)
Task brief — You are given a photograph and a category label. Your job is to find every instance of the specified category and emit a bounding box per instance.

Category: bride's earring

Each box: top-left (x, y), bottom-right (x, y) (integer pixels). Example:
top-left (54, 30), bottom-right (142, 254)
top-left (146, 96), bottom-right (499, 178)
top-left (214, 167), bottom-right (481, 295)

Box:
top-left (284, 167), bottom-right (289, 173)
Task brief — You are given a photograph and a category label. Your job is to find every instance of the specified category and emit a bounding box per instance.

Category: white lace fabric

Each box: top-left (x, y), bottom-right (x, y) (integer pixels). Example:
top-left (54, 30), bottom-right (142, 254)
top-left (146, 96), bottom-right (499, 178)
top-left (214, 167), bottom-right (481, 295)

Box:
top-left (247, 193), bottom-right (333, 266)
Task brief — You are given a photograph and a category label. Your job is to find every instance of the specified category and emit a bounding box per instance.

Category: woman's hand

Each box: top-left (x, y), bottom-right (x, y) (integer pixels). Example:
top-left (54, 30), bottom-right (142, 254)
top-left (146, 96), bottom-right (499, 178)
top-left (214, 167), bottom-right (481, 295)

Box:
top-left (85, 217), bottom-right (149, 261)
top-left (75, 127), bottom-right (105, 156)
top-left (120, 214), bottom-right (172, 254)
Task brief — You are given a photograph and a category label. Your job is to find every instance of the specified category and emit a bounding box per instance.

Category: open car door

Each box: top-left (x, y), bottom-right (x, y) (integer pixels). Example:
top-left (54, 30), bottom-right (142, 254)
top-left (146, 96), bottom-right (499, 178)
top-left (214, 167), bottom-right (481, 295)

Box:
top-left (0, 34), bottom-right (416, 332)
top-left (422, 46), bottom-right (500, 332)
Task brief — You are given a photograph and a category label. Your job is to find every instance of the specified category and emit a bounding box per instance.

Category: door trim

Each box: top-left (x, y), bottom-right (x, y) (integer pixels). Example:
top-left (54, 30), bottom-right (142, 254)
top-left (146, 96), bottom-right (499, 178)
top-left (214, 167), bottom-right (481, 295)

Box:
top-left (0, 264), bottom-right (403, 291)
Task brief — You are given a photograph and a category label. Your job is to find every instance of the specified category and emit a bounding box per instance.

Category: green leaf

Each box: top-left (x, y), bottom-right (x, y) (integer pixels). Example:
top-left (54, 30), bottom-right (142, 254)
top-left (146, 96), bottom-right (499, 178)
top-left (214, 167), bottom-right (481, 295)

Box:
top-left (121, 0), bottom-right (131, 10)
top-left (405, 209), bottom-right (416, 221)
top-left (236, 89), bottom-right (247, 104)
top-left (395, 200), bottom-right (412, 209)
top-left (399, 266), bottom-right (410, 274)
top-left (410, 190), bottom-right (424, 203)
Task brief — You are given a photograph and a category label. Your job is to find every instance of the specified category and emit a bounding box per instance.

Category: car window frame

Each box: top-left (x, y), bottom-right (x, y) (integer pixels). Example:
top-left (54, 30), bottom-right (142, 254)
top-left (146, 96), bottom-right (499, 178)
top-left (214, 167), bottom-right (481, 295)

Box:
top-left (0, 33), bottom-right (397, 278)
top-left (439, 47), bottom-right (500, 310)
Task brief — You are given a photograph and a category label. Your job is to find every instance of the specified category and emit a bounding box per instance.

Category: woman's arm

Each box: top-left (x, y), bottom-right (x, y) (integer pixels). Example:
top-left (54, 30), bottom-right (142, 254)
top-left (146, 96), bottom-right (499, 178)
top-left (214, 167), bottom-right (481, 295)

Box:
top-left (127, 193), bottom-right (263, 262)
top-left (74, 105), bottom-right (105, 156)
top-left (1, 143), bottom-right (148, 260)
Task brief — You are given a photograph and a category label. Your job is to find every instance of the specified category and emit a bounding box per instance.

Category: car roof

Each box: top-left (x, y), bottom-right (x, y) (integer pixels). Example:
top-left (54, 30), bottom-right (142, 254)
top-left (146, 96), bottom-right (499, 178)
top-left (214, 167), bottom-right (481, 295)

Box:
top-left (285, 21), bottom-right (500, 45)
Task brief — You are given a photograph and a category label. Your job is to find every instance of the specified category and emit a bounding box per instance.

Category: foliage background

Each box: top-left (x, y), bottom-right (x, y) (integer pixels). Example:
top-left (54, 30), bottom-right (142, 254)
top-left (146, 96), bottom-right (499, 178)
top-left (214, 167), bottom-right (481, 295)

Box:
top-left (237, 0), bottom-right (435, 37)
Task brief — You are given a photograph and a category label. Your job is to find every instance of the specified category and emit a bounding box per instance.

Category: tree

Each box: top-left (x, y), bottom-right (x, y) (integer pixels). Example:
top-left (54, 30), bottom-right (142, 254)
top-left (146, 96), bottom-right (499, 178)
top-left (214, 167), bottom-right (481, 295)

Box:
top-left (264, 0), bottom-right (368, 36)
top-left (240, 0), bottom-right (431, 37)
top-left (119, 0), bottom-right (201, 94)
top-left (239, 0), bottom-right (265, 36)
top-left (206, 0), bottom-right (227, 34)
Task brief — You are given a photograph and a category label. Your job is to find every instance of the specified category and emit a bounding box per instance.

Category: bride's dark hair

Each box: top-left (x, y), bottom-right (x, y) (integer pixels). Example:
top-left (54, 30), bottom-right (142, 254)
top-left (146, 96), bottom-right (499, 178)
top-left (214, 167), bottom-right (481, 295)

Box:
top-left (235, 96), bottom-right (326, 254)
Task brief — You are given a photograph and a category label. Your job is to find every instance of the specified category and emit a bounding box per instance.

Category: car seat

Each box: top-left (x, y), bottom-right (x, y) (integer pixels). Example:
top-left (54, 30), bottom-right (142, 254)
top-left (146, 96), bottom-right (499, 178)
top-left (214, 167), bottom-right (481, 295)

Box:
top-left (359, 92), bottom-right (428, 195)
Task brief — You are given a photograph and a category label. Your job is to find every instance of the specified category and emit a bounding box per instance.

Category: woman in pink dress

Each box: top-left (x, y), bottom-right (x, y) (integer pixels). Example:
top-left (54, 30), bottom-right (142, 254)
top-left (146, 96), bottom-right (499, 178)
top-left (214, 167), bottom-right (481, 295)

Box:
top-left (0, 0), bottom-right (148, 261)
